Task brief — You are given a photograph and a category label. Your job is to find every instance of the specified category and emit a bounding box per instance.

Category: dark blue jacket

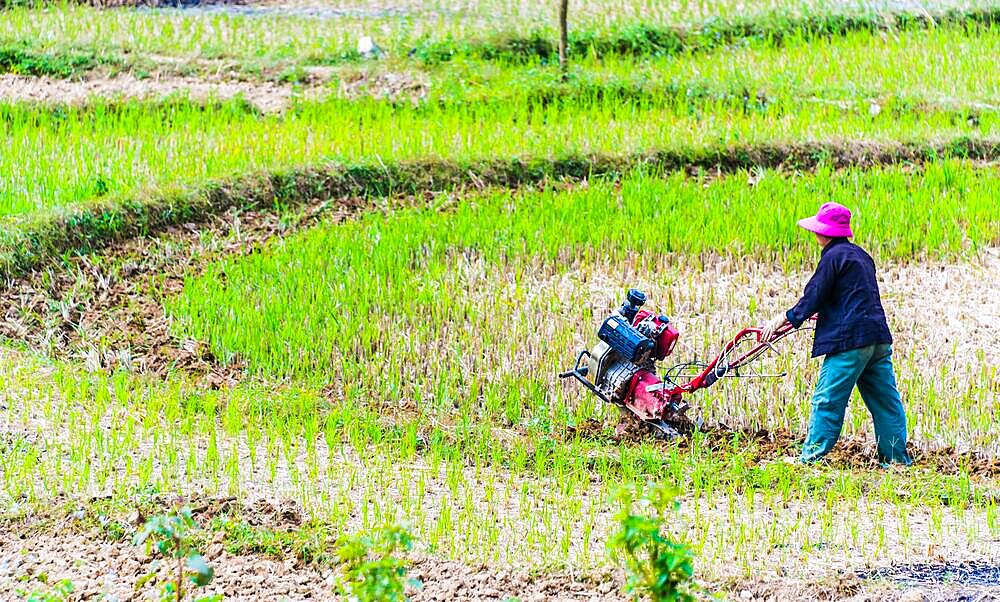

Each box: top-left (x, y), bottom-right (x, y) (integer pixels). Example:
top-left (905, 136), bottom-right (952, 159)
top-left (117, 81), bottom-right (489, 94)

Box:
top-left (785, 238), bottom-right (892, 357)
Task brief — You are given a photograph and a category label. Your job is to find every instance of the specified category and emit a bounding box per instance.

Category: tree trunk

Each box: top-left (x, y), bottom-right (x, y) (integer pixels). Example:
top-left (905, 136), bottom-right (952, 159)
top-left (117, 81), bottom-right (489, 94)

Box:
top-left (558, 0), bottom-right (569, 80)
top-left (176, 555), bottom-right (184, 602)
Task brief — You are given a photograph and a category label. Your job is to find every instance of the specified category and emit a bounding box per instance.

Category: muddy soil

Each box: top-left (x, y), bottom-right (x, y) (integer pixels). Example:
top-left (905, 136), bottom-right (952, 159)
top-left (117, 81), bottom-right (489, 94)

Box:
top-left (2, 524), bottom-right (990, 601)
top-left (1, 531), bottom-right (617, 602)
top-left (737, 576), bottom-right (1000, 602)
top-left (0, 73), bottom-right (333, 113)
top-left (1, 495), bottom-right (981, 602)
top-left (858, 560), bottom-right (1000, 587)
top-left (0, 496), bottom-right (620, 602)
top-left (855, 561), bottom-right (1000, 602)
top-left (573, 415), bottom-right (1000, 479)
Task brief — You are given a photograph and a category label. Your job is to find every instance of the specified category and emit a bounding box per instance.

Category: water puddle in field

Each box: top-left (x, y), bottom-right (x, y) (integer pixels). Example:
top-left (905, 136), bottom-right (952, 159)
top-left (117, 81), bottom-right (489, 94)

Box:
top-left (857, 561), bottom-right (1000, 588)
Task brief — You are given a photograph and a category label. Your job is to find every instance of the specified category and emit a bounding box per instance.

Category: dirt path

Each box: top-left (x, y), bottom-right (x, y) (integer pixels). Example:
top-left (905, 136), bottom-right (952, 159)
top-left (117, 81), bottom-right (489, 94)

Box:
top-left (2, 519), bottom-right (996, 600)
top-left (2, 494), bottom-right (997, 602)
top-left (0, 64), bottom-right (428, 109)
top-left (0, 531), bottom-right (618, 601)
top-left (0, 73), bottom-right (334, 113)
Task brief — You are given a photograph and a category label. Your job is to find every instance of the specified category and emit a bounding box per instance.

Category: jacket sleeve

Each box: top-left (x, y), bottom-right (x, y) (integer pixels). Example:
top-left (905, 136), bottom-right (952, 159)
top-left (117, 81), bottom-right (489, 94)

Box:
top-left (786, 255), bottom-right (836, 328)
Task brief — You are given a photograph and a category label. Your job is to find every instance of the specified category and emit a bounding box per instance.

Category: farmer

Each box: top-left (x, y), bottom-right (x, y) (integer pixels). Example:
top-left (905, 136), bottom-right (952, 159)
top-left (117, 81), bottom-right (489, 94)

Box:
top-left (761, 202), bottom-right (911, 466)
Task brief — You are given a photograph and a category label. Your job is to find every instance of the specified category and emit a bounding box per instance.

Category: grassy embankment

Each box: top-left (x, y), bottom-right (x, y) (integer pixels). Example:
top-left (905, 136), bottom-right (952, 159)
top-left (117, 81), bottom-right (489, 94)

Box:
top-left (4, 19), bottom-right (1000, 278)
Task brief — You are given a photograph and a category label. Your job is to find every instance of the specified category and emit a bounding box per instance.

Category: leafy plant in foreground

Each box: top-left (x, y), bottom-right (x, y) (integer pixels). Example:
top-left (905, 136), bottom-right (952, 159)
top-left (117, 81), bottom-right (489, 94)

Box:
top-left (18, 578), bottom-right (74, 602)
top-left (133, 506), bottom-right (221, 602)
top-left (336, 524), bottom-right (419, 602)
top-left (608, 482), bottom-right (697, 602)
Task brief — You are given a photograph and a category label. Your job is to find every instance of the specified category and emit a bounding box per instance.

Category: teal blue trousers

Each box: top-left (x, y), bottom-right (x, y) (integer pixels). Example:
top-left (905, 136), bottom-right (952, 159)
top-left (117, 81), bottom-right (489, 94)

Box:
top-left (802, 343), bottom-right (911, 465)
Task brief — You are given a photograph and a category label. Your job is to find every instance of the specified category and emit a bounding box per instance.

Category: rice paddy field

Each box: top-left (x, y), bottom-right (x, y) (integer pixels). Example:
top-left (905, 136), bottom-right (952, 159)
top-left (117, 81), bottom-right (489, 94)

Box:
top-left (1, 0), bottom-right (999, 601)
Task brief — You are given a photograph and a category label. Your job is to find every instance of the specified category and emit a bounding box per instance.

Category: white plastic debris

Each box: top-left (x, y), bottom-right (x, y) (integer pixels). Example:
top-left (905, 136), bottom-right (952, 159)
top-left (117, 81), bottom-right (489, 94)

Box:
top-left (357, 35), bottom-right (384, 59)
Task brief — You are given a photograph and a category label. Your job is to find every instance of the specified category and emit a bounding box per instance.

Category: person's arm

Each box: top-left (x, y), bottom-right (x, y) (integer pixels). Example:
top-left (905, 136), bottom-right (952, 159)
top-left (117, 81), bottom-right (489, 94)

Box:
top-left (761, 255), bottom-right (836, 340)
top-left (785, 255), bottom-right (836, 328)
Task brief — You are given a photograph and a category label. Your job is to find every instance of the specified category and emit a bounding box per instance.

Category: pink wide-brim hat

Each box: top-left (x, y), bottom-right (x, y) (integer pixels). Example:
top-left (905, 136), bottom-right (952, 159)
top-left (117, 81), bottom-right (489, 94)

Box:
top-left (797, 201), bottom-right (853, 238)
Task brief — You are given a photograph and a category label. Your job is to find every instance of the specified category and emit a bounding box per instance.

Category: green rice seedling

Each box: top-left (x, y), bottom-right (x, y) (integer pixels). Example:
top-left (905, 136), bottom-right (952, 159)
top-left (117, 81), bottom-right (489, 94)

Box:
top-left (167, 164), bottom-right (998, 457)
top-left (456, 23), bottom-right (1000, 104)
top-left (3, 0), bottom-right (997, 70)
top-left (3, 38), bottom-right (1000, 219)
top-left (74, 158), bottom-right (972, 559)
top-left (1, 149), bottom-right (996, 585)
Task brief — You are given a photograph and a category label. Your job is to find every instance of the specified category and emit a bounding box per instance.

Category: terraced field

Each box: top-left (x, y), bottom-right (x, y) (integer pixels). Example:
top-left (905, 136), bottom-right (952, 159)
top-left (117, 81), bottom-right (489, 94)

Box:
top-left (1, 1), bottom-right (998, 601)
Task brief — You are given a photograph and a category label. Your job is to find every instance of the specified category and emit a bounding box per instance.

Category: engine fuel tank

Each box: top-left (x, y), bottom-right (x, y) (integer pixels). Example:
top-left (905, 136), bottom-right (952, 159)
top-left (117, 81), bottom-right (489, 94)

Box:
top-left (597, 316), bottom-right (655, 364)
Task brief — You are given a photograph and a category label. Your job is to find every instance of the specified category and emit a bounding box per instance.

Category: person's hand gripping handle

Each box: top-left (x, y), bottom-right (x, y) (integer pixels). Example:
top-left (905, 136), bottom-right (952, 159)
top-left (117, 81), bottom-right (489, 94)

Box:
top-left (760, 312), bottom-right (789, 342)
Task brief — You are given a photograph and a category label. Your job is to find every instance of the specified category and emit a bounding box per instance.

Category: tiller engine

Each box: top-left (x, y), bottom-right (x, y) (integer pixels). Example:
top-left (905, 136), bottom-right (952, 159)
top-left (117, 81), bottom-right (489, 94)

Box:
top-left (559, 289), bottom-right (807, 438)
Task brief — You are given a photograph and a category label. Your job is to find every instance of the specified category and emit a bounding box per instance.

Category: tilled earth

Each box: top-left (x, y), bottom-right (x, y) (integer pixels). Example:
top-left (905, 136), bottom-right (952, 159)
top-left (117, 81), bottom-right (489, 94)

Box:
top-left (3, 496), bottom-right (994, 602)
top-left (737, 576), bottom-right (1000, 602)
top-left (0, 497), bottom-right (621, 601)
top-left (0, 196), bottom-right (369, 386)
top-left (858, 560), bottom-right (1000, 588)
top-left (0, 74), bottom-right (327, 113)
top-left (0, 535), bottom-right (619, 601)
top-left (572, 417), bottom-right (1000, 478)
top-left (3, 530), bottom-right (995, 601)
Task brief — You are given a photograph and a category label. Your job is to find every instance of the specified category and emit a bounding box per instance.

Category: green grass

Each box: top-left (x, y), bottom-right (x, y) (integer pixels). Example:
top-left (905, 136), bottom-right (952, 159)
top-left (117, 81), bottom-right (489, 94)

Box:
top-left (0, 90), bottom-right (994, 218)
top-left (3, 1), bottom-right (997, 71)
top-left (1, 347), bottom-right (996, 574)
top-left (5, 19), bottom-right (1000, 220)
top-left (435, 25), bottom-right (1000, 107)
top-left (166, 164), bottom-right (999, 448)
top-left (0, 40), bottom-right (114, 76)
top-left (408, 6), bottom-right (1000, 66)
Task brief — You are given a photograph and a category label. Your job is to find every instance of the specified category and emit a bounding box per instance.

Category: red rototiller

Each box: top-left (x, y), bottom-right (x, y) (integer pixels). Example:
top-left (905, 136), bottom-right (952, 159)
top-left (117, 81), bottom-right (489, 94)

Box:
top-left (559, 289), bottom-right (810, 438)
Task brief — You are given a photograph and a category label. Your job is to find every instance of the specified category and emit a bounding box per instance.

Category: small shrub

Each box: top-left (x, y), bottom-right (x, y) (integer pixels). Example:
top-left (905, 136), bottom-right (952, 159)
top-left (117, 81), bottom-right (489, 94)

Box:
top-left (276, 65), bottom-right (310, 85)
top-left (608, 482), bottom-right (697, 602)
top-left (133, 506), bottom-right (221, 602)
top-left (336, 524), bottom-right (419, 602)
top-left (0, 43), bottom-right (99, 77)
